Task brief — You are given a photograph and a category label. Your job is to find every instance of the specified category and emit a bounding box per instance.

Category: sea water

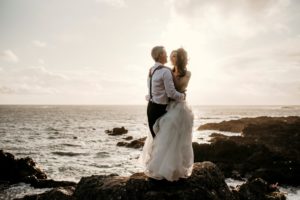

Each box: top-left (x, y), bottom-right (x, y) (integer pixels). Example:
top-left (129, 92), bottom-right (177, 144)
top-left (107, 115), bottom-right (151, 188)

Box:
top-left (0, 105), bottom-right (299, 199)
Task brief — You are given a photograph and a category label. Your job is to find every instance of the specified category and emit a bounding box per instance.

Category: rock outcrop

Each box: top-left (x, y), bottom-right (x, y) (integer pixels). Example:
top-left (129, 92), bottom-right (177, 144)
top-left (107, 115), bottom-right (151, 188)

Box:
top-left (117, 137), bottom-right (146, 149)
top-left (19, 162), bottom-right (285, 200)
top-left (73, 162), bottom-right (235, 200)
top-left (23, 175), bottom-right (77, 188)
top-left (0, 150), bottom-right (77, 189)
top-left (105, 126), bottom-right (128, 136)
top-left (16, 186), bottom-right (76, 200)
top-left (232, 178), bottom-right (286, 200)
top-left (0, 150), bottom-right (47, 184)
top-left (195, 116), bottom-right (300, 186)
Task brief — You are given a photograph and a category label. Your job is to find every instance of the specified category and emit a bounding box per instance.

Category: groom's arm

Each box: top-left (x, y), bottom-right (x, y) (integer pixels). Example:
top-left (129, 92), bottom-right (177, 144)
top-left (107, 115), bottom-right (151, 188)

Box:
top-left (145, 76), bottom-right (150, 101)
top-left (162, 69), bottom-right (185, 101)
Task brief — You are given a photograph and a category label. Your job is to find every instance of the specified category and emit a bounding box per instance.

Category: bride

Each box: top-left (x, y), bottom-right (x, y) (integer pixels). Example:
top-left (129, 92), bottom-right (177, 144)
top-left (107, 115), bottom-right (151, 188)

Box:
top-left (138, 48), bottom-right (194, 181)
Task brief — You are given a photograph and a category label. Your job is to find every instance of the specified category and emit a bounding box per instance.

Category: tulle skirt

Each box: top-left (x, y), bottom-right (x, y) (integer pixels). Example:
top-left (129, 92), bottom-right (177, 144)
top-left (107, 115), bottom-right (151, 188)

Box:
top-left (138, 100), bottom-right (194, 181)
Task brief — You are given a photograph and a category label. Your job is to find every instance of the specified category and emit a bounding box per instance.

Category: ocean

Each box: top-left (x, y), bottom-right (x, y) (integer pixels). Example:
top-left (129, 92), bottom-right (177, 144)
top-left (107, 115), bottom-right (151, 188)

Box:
top-left (0, 105), bottom-right (300, 199)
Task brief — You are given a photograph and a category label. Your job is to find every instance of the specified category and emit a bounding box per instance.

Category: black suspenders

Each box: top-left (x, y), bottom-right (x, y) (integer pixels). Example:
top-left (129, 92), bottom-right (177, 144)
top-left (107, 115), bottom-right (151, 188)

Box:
top-left (149, 65), bottom-right (164, 101)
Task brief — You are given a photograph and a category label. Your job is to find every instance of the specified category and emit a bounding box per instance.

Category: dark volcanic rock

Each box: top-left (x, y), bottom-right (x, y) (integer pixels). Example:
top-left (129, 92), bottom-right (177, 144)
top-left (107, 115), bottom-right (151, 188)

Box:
top-left (0, 150), bottom-right (76, 190)
top-left (232, 178), bottom-right (286, 200)
top-left (23, 175), bottom-right (77, 188)
top-left (208, 133), bottom-right (229, 142)
top-left (0, 150), bottom-right (47, 184)
top-left (17, 186), bottom-right (76, 200)
top-left (123, 136), bottom-right (133, 140)
top-left (117, 141), bottom-right (128, 147)
top-left (126, 137), bottom-right (146, 148)
top-left (198, 116), bottom-right (300, 134)
top-left (73, 162), bottom-right (235, 200)
top-left (105, 126), bottom-right (128, 135)
top-left (13, 161), bottom-right (286, 200)
top-left (194, 116), bottom-right (300, 186)
top-left (116, 137), bottom-right (146, 149)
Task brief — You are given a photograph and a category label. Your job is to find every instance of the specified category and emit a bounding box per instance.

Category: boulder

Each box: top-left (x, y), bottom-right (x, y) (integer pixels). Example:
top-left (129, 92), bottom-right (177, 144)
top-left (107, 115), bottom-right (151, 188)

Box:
top-left (105, 126), bottom-right (128, 136)
top-left (17, 186), bottom-right (76, 200)
top-left (117, 137), bottom-right (146, 149)
top-left (14, 162), bottom-right (287, 200)
top-left (0, 150), bottom-right (47, 184)
top-left (0, 150), bottom-right (77, 189)
top-left (73, 162), bottom-right (235, 200)
top-left (232, 178), bottom-right (286, 200)
top-left (194, 116), bottom-right (300, 186)
top-left (123, 136), bottom-right (133, 140)
top-left (23, 175), bottom-right (77, 188)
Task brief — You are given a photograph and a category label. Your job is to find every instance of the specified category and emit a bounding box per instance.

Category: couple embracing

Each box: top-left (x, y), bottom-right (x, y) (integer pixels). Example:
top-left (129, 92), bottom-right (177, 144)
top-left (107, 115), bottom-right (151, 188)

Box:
top-left (138, 46), bottom-right (194, 182)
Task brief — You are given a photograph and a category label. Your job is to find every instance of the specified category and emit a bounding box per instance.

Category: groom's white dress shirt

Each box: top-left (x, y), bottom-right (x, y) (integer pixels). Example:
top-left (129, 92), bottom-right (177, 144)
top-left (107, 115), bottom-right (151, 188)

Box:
top-left (146, 62), bottom-right (185, 105)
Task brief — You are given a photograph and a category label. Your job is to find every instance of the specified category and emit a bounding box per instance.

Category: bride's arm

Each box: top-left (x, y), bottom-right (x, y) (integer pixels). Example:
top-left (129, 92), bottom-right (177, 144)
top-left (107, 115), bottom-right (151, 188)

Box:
top-left (162, 69), bottom-right (185, 101)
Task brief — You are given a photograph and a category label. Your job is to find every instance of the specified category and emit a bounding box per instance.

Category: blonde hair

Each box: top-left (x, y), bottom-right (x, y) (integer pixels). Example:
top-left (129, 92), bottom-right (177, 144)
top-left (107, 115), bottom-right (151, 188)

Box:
top-left (151, 46), bottom-right (165, 62)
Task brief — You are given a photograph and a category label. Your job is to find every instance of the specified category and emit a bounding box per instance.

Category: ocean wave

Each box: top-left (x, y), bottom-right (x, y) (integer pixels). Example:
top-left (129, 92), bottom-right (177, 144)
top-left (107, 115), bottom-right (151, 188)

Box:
top-left (45, 127), bottom-right (60, 132)
top-left (61, 143), bottom-right (82, 147)
top-left (95, 151), bottom-right (110, 158)
top-left (90, 163), bottom-right (111, 168)
top-left (52, 151), bottom-right (88, 157)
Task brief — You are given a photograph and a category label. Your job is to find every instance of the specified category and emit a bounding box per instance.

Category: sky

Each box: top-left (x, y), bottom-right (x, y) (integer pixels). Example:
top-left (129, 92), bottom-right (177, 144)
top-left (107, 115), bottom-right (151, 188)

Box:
top-left (0, 0), bottom-right (299, 105)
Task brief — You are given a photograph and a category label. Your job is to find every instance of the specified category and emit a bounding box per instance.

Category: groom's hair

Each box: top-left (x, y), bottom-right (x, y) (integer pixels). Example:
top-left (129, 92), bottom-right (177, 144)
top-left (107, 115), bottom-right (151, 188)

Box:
top-left (151, 46), bottom-right (164, 62)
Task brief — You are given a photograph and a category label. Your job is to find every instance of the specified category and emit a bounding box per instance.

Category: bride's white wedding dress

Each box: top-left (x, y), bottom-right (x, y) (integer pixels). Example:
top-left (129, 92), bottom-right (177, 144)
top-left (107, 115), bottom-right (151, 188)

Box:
top-left (138, 70), bottom-right (194, 181)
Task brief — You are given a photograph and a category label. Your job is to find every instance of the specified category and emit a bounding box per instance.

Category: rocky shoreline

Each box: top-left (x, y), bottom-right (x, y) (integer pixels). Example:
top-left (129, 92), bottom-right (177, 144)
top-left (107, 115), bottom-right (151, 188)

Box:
top-left (0, 156), bottom-right (285, 200)
top-left (194, 116), bottom-right (300, 186)
top-left (1, 116), bottom-right (299, 199)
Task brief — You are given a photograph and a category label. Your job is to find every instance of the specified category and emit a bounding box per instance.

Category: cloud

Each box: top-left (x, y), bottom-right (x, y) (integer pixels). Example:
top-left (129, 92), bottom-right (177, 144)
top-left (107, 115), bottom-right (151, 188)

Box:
top-left (58, 33), bottom-right (84, 43)
top-left (0, 66), bottom-right (70, 95)
top-left (220, 36), bottom-right (300, 72)
top-left (32, 40), bottom-right (47, 47)
top-left (209, 36), bottom-right (300, 102)
top-left (0, 65), bottom-right (142, 97)
top-left (159, 0), bottom-right (300, 105)
top-left (0, 50), bottom-right (19, 63)
top-left (0, 86), bottom-right (14, 94)
top-left (171, 0), bottom-right (289, 17)
top-left (38, 59), bottom-right (45, 65)
top-left (95, 0), bottom-right (126, 8)
top-left (167, 0), bottom-right (291, 38)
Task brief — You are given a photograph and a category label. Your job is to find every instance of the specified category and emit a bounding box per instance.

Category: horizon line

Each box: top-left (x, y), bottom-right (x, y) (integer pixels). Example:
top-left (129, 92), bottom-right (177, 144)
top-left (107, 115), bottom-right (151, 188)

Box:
top-left (0, 104), bottom-right (299, 106)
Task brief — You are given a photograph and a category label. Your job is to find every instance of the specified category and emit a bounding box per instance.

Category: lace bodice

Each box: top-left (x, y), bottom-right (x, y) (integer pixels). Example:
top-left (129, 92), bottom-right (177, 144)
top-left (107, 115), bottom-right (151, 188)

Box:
top-left (173, 71), bottom-right (191, 93)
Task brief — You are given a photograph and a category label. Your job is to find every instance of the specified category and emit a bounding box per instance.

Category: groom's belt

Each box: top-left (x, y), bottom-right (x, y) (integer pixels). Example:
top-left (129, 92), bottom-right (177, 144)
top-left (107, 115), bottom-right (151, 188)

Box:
top-left (149, 98), bottom-right (175, 105)
top-left (149, 100), bottom-right (168, 106)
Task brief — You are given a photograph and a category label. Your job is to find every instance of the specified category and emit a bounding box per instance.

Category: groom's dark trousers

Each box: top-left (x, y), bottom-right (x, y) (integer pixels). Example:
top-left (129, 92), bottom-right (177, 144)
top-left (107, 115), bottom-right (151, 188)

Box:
top-left (147, 101), bottom-right (167, 138)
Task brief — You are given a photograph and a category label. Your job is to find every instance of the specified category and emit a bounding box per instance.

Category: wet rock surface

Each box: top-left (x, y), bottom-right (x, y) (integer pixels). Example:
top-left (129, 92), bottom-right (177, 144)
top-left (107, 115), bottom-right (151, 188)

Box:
top-left (73, 162), bottom-right (235, 200)
top-left (16, 186), bottom-right (76, 200)
top-left (0, 150), bottom-right (47, 184)
top-left (117, 137), bottom-right (146, 149)
top-left (0, 150), bottom-right (77, 191)
top-left (105, 126), bottom-right (128, 136)
top-left (195, 116), bottom-right (300, 186)
top-left (1, 151), bottom-right (286, 200)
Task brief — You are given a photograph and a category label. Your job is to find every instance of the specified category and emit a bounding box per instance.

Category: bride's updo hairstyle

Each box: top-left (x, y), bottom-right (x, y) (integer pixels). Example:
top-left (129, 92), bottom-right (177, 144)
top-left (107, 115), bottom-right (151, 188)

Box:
top-left (173, 48), bottom-right (188, 77)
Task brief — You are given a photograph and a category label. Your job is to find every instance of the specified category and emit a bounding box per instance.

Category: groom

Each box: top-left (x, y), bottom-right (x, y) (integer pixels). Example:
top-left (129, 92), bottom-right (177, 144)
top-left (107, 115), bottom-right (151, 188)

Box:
top-left (146, 46), bottom-right (186, 138)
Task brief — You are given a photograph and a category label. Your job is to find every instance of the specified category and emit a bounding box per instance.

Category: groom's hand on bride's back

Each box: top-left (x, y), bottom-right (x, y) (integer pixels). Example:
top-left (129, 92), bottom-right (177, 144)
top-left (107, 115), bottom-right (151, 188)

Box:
top-left (145, 94), bottom-right (150, 101)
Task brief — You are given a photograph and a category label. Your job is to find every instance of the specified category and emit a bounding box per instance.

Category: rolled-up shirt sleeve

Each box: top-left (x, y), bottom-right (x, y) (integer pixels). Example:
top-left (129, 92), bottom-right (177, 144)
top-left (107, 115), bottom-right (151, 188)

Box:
top-left (162, 69), bottom-right (184, 101)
